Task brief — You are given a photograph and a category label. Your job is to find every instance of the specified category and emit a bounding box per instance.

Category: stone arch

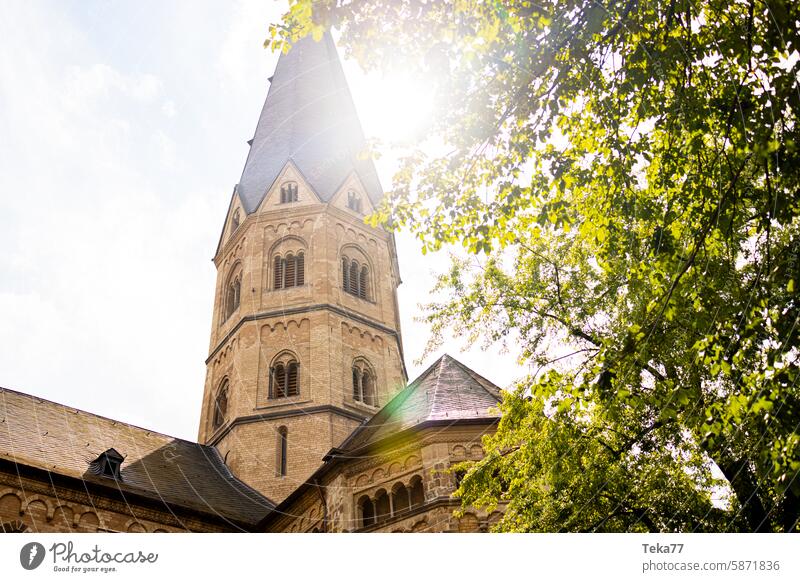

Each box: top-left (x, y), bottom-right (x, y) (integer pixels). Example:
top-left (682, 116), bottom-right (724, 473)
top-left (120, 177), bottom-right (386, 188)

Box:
top-left (212, 377), bottom-right (230, 430)
top-left (339, 244), bottom-right (374, 300)
top-left (392, 481), bottom-right (410, 515)
top-left (374, 489), bottom-right (390, 523)
top-left (355, 474), bottom-right (369, 487)
top-left (469, 444), bottom-right (484, 458)
top-left (388, 462), bottom-right (402, 476)
top-left (23, 499), bottom-right (50, 530)
top-left (77, 511), bottom-right (100, 532)
top-left (404, 455), bottom-right (421, 470)
top-left (357, 495), bottom-right (375, 529)
top-left (269, 350), bottom-right (301, 398)
top-left (269, 236), bottom-right (307, 290)
top-left (0, 492), bottom-right (22, 517)
top-left (222, 260), bottom-right (243, 323)
top-left (52, 505), bottom-right (75, 530)
top-left (452, 445), bottom-right (467, 458)
top-left (409, 475), bottom-right (425, 508)
top-left (371, 467), bottom-right (385, 482)
top-left (125, 520), bottom-right (146, 533)
top-left (351, 356), bottom-right (377, 406)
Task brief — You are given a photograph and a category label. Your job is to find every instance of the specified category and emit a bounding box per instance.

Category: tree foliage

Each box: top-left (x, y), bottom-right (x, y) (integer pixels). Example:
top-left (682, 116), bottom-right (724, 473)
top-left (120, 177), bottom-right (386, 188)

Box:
top-left (270, 0), bottom-right (800, 531)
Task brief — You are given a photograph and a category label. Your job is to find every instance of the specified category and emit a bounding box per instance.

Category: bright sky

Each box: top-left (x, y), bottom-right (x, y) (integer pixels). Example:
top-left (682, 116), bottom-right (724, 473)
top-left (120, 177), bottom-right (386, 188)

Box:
top-left (0, 0), bottom-right (529, 440)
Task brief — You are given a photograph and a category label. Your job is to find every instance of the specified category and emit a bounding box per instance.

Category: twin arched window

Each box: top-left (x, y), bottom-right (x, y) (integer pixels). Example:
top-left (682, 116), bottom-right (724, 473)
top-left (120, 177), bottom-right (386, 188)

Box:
top-left (280, 182), bottom-right (298, 204)
top-left (270, 354), bottom-right (300, 398)
top-left (224, 270), bottom-right (241, 321)
top-left (342, 258), bottom-right (369, 300)
top-left (352, 360), bottom-right (376, 406)
top-left (274, 252), bottom-right (305, 289)
top-left (347, 190), bottom-right (362, 213)
top-left (213, 380), bottom-right (229, 429)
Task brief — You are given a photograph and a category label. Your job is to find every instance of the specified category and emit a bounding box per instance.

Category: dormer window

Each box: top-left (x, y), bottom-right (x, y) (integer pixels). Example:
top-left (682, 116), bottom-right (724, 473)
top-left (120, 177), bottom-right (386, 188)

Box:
top-left (90, 448), bottom-right (124, 480)
top-left (280, 182), bottom-right (298, 204)
top-left (347, 190), bottom-right (362, 213)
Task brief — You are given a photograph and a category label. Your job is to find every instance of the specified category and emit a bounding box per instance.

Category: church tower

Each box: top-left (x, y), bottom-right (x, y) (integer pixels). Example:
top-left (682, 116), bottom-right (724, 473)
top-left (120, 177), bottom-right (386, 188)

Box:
top-left (198, 33), bottom-right (407, 502)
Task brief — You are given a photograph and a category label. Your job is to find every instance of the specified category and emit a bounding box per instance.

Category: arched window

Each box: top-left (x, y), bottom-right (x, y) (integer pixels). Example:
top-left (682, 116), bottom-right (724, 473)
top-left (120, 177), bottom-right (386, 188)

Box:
top-left (347, 190), bottom-right (362, 213)
top-left (231, 209), bottom-right (240, 232)
top-left (358, 495), bottom-right (375, 528)
top-left (375, 490), bottom-right (390, 523)
top-left (213, 380), bottom-right (229, 429)
top-left (280, 182), bottom-right (298, 203)
top-left (277, 426), bottom-right (288, 477)
top-left (270, 354), bottom-right (300, 398)
top-left (392, 483), bottom-right (410, 515)
top-left (224, 271), bottom-right (241, 321)
top-left (409, 476), bottom-right (425, 508)
top-left (273, 252), bottom-right (305, 289)
top-left (352, 360), bottom-right (376, 406)
top-left (341, 251), bottom-right (371, 300)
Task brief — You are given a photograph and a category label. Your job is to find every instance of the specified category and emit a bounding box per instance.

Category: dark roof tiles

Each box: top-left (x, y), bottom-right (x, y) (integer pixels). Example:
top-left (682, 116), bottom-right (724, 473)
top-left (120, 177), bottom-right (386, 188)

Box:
top-left (340, 354), bottom-right (502, 452)
top-left (0, 387), bottom-right (272, 527)
top-left (237, 32), bottom-right (383, 213)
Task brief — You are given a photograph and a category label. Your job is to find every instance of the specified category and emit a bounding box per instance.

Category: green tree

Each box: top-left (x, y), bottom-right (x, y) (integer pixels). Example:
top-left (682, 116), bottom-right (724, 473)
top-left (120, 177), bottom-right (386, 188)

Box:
top-left (270, 0), bottom-right (800, 531)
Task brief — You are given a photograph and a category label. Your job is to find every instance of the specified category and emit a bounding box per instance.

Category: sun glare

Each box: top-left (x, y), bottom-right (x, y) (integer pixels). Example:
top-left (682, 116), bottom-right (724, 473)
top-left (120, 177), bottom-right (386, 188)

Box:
top-left (353, 71), bottom-right (436, 146)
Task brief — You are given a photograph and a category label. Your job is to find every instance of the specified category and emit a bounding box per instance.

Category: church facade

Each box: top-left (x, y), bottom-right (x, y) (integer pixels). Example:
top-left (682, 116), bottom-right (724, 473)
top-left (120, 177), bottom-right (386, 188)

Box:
top-left (0, 33), bottom-right (503, 534)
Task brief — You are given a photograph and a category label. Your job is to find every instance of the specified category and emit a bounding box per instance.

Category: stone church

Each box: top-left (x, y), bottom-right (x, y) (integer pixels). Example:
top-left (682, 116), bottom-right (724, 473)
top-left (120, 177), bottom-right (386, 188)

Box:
top-left (0, 33), bottom-right (503, 533)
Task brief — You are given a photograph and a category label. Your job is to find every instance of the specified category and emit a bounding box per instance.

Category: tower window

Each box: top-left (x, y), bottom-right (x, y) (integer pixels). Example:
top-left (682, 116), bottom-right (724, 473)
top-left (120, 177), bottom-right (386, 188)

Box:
top-left (213, 380), bottom-right (229, 429)
top-left (277, 426), bottom-right (288, 477)
top-left (273, 252), bottom-right (305, 289)
top-left (224, 270), bottom-right (242, 321)
top-left (347, 190), bottom-right (362, 213)
top-left (280, 182), bottom-right (298, 204)
top-left (342, 256), bottom-right (369, 300)
top-left (270, 355), bottom-right (300, 398)
top-left (352, 360), bottom-right (376, 406)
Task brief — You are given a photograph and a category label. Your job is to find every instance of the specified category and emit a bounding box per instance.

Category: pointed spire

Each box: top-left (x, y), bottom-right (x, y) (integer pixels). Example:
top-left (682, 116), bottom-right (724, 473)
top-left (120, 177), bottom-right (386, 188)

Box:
top-left (237, 32), bottom-right (383, 213)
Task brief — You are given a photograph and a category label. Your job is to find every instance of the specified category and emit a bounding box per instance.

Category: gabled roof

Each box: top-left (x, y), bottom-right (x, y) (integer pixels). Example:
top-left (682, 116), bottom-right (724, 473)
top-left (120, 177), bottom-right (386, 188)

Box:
top-left (0, 387), bottom-right (273, 528)
top-left (338, 354), bottom-right (502, 453)
top-left (259, 354), bottom-right (502, 529)
top-left (236, 32), bottom-right (383, 213)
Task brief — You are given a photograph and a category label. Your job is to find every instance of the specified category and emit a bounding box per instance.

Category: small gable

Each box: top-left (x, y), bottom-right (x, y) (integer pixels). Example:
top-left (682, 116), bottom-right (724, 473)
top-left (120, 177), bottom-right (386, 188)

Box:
top-left (257, 161), bottom-right (321, 212)
top-left (329, 173), bottom-right (376, 218)
top-left (88, 448), bottom-right (124, 480)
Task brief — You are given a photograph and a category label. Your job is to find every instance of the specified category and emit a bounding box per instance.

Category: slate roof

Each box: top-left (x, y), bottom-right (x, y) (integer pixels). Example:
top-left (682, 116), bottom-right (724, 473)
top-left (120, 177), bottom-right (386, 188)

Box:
top-left (339, 354), bottom-right (502, 453)
top-left (0, 387), bottom-right (273, 528)
top-left (236, 32), bottom-right (383, 213)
